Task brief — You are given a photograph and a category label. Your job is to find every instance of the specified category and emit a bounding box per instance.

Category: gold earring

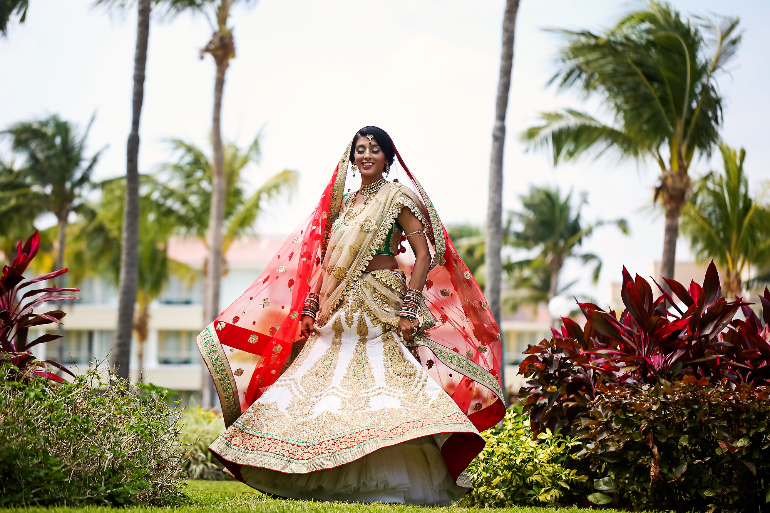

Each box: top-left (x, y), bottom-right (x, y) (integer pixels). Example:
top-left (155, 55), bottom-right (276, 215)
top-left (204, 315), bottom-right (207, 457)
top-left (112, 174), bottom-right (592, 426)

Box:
top-left (351, 164), bottom-right (358, 177)
top-left (384, 162), bottom-right (390, 176)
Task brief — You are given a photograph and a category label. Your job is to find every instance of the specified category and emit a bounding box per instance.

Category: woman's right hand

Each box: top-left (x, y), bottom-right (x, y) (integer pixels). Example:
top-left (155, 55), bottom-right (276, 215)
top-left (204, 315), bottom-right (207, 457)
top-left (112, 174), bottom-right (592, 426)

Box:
top-left (299, 315), bottom-right (315, 341)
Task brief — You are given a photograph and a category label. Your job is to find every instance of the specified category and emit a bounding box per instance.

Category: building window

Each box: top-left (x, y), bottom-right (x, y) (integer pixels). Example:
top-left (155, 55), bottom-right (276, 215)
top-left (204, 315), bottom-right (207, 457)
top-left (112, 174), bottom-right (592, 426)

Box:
top-left (159, 275), bottom-right (203, 305)
top-left (46, 331), bottom-right (93, 365)
top-left (158, 331), bottom-right (197, 365)
top-left (504, 331), bottom-right (549, 365)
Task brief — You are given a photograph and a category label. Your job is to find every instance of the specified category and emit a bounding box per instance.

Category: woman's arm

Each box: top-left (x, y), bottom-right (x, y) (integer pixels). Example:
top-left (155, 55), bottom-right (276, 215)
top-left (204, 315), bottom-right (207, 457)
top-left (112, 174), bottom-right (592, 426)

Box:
top-left (397, 206), bottom-right (430, 342)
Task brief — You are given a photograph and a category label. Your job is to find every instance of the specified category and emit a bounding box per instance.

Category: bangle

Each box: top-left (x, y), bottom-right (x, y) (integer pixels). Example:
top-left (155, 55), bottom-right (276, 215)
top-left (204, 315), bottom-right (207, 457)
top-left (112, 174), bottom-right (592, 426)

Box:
top-left (405, 230), bottom-right (424, 238)
top-left (303, 292), bottom-right (320, 319)
top-left (399, 287), bottom-right (423, 320)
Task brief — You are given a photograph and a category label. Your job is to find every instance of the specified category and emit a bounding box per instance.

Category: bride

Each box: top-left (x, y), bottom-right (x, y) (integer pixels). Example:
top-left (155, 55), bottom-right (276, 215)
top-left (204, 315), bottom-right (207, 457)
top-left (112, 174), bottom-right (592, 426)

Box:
top-left (196, 126), bottom-right (505, 505)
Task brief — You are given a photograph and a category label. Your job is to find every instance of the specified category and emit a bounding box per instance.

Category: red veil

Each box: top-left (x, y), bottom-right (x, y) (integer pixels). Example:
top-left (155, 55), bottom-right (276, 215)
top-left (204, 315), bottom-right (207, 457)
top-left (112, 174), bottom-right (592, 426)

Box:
top-left (197, 141), bottom-right (505, 436)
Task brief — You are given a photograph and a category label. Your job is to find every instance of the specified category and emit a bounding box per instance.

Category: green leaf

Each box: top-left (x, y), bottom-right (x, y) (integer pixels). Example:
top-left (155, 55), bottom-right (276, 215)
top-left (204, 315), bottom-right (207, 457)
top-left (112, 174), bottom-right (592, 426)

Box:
top-left (588, 492), bottom-right (613, 505)
top-left (674, 461), bottom-right (687, 478)
top-left (594, 476), bottom-right (617, 491)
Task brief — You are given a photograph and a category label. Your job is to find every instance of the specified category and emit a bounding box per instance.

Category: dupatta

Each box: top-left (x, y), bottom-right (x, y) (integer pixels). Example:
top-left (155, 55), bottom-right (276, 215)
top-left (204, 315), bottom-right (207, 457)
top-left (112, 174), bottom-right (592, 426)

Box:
top-left (197, 139), bottom-right (506, 432)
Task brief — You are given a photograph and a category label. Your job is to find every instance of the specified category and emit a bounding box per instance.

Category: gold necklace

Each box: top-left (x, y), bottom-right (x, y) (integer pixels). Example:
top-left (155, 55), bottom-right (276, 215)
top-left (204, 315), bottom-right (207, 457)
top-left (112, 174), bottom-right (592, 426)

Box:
top-left (343, 178), bottom-right (387, 224)
top-left (359, 178), bottom-right (386, 199)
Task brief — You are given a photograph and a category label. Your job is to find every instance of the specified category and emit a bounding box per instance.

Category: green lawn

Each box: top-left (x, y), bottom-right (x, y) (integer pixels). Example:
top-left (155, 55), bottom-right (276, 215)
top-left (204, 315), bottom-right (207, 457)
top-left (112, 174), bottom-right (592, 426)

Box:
top-left (2, 480), bottom-right (625, 513)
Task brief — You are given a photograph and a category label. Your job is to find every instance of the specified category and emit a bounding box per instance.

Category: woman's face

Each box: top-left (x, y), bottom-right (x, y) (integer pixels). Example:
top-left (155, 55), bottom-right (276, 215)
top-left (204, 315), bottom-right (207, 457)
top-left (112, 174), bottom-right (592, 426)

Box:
top-left (353, 135), bottom-right (387, 181)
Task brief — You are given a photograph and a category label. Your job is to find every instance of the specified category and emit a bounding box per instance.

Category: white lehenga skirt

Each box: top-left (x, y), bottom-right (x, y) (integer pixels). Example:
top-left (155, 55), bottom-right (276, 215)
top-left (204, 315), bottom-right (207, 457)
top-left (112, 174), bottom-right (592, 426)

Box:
top-left (209, 305), bottom-right (482, 505)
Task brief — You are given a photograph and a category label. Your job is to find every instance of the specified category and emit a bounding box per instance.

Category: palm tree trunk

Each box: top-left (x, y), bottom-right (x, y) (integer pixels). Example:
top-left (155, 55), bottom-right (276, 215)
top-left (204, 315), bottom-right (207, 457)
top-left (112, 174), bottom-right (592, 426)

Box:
top-left (548, 265), bottom-right (559, 301)
top-left (548, 261), bottom-right (562, 328)
top-left (134, 299), bottom-right (150, 384)
top-left (485, 0), bottom-right (520, 394)
top-left (203, 54), bottom-right (229, 408)
top-left (658, 169), bottom-right (690, 283)
top-left (56, 212), bottom-right (68, 368)
top-left (660, 203), bottom-right (682, 283)
top-left (114, 0), bottom-right (151, 381)
top-left (724, 268), bottom-right (742, 299)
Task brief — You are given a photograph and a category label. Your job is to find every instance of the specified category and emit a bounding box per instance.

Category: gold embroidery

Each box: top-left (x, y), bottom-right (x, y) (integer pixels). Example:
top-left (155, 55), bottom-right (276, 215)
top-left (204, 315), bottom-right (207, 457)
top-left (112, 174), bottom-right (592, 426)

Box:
top-left (464, 271), bottom-right (472, 279)
top-left (361, 217), bottom-right (376, 233)
top-left (289, 311), bottom-right (299, 319)
top-left (261, 298), bottom-right (271, 308)
top-left (248, 334), bottom-right (258, 344)
top-left (195, 323), bottom-right (239, 427)
top-left (211, 310), bottom-right (482, 476)
top-left (440, 289), bottom-right (451, 297)
top-left (332, 266), bottom-right (348, 281)
top-left (356, 312), bottom-right (369, 340)
top-left (292, 236), bottom-right (302, 243)
top-left (277, 265), bottom-right (288, 273)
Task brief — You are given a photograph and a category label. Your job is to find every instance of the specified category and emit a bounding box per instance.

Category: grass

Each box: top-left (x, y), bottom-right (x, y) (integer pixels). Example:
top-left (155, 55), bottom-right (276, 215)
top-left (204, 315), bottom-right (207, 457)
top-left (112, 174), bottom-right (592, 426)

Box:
top-left (1, 480), bottom-right (628, 513)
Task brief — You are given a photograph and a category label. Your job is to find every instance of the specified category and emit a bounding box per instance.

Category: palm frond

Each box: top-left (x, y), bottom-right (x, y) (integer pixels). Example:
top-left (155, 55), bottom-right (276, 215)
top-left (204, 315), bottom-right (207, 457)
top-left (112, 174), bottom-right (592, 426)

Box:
top-left (521, 109), bottom-right (646, 165)
top-left (223, 169), bottom-right (298, 250)
top-left (0, 0), bottom-right (28, 35)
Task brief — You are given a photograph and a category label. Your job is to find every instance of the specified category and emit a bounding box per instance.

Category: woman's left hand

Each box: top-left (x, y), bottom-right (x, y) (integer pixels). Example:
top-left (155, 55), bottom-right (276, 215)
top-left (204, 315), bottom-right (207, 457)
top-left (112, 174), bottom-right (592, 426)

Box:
top-left (398, 316), bottom-right (418, 342)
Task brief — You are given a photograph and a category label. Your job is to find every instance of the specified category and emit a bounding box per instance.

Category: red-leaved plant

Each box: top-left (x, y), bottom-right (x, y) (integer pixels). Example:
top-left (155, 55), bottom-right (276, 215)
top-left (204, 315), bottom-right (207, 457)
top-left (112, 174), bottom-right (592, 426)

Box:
top-left (520, 261), bottom-right (770, 435)
top-left (0, 231), bottom-right (79, 382)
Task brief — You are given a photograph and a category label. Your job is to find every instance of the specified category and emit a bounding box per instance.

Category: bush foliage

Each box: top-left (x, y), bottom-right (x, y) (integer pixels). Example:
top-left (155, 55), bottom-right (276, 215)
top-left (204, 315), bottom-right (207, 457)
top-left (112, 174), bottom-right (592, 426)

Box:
top-left (519, 263), bottom-right (768, 436)
top-left (179, 407), bottom-right (228, 480)
top-left (580, 377), bottom-right (770, 511)
top-left (512, 263), bottom-right (770, 511)
top-left (461, 406), bottom-right (588, 507)
top-left (0, 362), bottom-right (187, 506)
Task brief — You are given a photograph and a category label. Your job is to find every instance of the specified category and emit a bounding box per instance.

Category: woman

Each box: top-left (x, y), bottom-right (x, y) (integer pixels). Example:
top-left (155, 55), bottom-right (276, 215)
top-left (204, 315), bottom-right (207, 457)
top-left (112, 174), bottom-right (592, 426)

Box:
top-left (197, 126), bottom-right (505, 505)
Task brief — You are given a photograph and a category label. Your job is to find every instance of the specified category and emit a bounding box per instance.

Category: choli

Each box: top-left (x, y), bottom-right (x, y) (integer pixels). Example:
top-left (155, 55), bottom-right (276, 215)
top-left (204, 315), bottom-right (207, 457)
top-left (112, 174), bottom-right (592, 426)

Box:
top-left (341, 192), bottom-right (402, 256)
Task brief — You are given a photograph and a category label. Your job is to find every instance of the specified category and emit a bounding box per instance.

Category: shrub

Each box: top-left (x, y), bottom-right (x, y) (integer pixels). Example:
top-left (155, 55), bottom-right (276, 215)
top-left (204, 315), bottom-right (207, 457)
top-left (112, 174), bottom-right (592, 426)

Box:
top-left (0, 230), bottom-right (79, 382)
top-left (0, 362), bottom-right (187, 506)
top-left (461, 406), bottom-right (588, 507)
top-left (520, 262), bottom-right (769, 437)
top-left (580, 377), bottom-right (770, 511)
top-left (179, 407), bottom-right (228, 480)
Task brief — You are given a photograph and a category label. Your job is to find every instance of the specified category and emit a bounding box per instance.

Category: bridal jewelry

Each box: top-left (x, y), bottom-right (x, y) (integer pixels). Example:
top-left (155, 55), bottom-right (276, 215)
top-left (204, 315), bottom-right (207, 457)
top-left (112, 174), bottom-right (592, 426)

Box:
top-left (359, 177), bottom-right (386, 199)
top-left (342, 178), bottom-right (387, 225)
top-left (351, 164), bottom-right (358, 177)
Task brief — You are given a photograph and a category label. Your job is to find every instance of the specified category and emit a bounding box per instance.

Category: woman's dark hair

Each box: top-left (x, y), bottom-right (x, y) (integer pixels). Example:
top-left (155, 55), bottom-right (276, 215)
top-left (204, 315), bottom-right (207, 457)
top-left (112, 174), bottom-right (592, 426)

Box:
top-left (349, 126), bottom-right (395, 167)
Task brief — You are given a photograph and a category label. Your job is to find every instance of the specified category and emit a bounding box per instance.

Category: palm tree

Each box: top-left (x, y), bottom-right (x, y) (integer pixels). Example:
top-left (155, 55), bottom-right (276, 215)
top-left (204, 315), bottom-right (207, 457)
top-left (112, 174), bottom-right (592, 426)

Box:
top-left (486, 0), bottom-right (521, 330)
top-left (521, 1), bottom-right (741, 283)
top-left (680, 144), bottom-right (770, 298)
top-left (3, 114), bottom-right (102, 367)
top-left (0, 0), bottom-right (28, 35)
top-left (507, 185), bottom-right (628, 304)
top-left (157, 134), bottom-right (297, 407)
top-left (157, 135), bottom-right (298, 266)
top-left (158, 0), bottom-right (257, 336)
top-left (3, 115), bottom-right (102, 274)
top-left (67, 178), bottom-right (194, 381)
top-left (91, 0), bottom-right (153, 381)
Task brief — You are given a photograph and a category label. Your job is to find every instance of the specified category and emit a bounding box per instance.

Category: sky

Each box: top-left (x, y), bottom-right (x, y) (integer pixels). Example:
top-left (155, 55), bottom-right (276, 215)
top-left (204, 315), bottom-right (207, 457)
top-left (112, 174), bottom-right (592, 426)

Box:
top-left (1, 0), bottom-right (769, 306)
